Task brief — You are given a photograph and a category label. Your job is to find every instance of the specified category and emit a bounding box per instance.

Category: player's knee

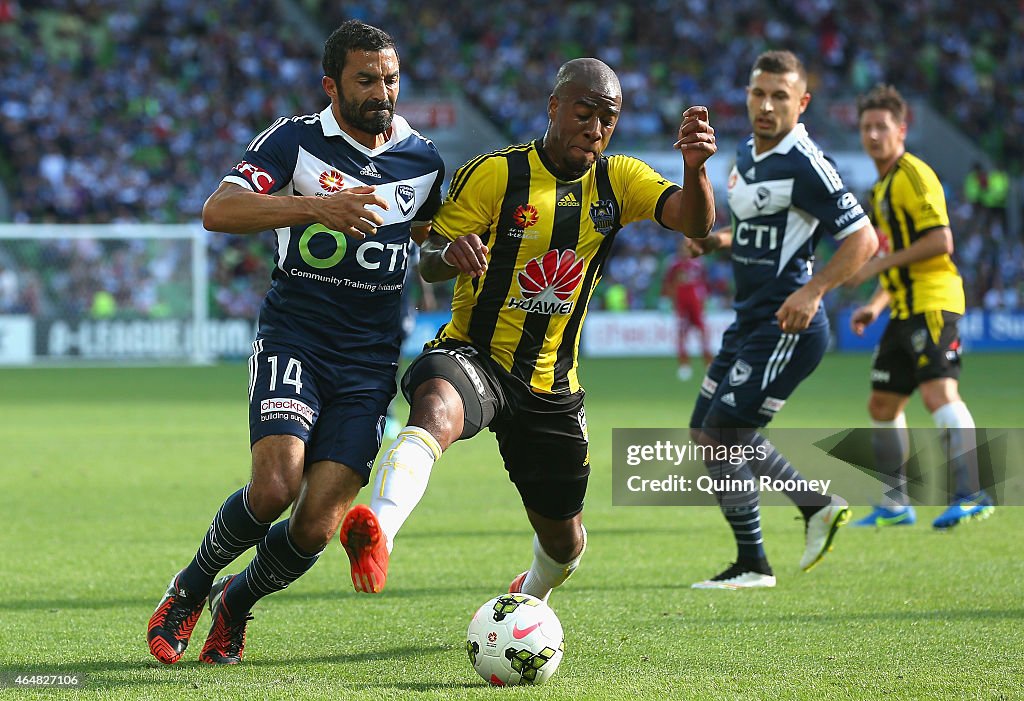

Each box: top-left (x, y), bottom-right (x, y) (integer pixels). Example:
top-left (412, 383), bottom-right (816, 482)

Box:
top-left (700, 409), bottom-right (756, 446)
top-left (409, 380), bottom-right (464, 447)
top-left (919, 379), bottom-right (960, 413)
top-left (247, 477), bottom-right (297, 522)
top-left (868, 393), bottom-right (901, 421)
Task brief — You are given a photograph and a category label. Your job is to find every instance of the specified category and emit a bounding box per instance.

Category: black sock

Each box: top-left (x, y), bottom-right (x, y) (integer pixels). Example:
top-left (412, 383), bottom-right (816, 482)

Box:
top-left (223, 519), bottom-right (321, 615)
top-left (179, 485), bottom-right (271, 596)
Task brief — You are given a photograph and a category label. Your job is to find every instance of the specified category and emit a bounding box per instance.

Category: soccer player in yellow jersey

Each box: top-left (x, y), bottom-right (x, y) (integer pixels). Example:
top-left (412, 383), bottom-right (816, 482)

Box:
top-left (339, 57), bottom-right (717, 598)
top-left (848, 84), bottom-right (994, 529)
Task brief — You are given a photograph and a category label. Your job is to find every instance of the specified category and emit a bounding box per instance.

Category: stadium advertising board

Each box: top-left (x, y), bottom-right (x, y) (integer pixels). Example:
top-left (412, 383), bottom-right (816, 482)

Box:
top-left (32, 317), bottom-right (256, 361)
top-left (836, 309), bottom-right (1024, 351)
top-left (0, 315), bottom-right (34, 365)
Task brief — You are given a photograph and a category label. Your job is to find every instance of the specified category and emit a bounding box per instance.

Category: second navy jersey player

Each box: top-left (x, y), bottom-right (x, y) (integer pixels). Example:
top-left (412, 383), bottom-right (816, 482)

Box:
top-left (225, 105), bottom-right (444, 365)
top-left (726, 123), bottom-right (868, 325)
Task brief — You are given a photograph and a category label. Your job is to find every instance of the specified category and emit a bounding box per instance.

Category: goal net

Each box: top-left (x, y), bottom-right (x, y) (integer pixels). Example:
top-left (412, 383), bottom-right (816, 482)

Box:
top-left (0, 224), bottom-right (259, 365)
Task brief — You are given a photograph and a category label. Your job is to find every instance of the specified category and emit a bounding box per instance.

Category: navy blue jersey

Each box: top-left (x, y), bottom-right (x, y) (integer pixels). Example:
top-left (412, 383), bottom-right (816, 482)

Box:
top-left (726, 124), bottom-right (868, 324)
top-left (224, 106), bottom-right (444, 365)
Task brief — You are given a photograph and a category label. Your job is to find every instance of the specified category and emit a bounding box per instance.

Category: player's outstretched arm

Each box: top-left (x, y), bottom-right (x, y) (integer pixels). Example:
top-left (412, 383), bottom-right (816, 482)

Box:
top-left (662, 106), bottom-right (717, 238)
top-left (775, 223), bottom-right (878, 333)
top-left (202, 181), bottom-right (388, 237)
top-left (419, 232), bottom-right (488, 282)
top-left (851, 286), bottom-right (891, 336)
top-left (845, 227), bottom-right (953, 288)
top-left (685, 227), bottom-right (733, 257)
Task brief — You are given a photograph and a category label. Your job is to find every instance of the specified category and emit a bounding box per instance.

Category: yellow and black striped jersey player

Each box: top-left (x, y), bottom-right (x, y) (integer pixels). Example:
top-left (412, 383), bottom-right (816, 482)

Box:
top-left (848, 84), bottom-right (994, 529)
top-left (337, 57), bottom-right (717, 601)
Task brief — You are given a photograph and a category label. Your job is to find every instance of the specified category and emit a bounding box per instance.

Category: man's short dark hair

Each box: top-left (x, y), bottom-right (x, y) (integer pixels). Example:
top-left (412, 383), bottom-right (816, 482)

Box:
top-left (322, 20), bottom-right (396, 81)
top-left (857, 84), bottom-right (908, 123)
top-left (750, 50), bottom-right (807, 84)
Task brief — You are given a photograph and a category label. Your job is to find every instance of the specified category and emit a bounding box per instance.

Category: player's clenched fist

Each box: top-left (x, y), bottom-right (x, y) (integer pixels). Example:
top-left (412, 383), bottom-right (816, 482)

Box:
top-left (674, 106), bottom-right (717, 168)
top-left (441, 233), bottom-right (489, 278)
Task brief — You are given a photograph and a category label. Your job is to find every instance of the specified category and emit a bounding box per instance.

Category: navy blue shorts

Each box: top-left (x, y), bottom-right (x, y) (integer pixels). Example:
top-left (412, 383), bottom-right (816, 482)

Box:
top-left (247, 338), bottom-right (396, 483)
top-left (690, 319), bottom-right (829, 428)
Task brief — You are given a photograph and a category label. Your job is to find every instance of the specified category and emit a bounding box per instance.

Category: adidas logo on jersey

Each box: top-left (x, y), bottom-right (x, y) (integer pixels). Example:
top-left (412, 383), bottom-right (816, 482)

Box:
top-left (359, 162), bottom-right (382, 178)
top-left (556, 192), bottom-right (580, 207)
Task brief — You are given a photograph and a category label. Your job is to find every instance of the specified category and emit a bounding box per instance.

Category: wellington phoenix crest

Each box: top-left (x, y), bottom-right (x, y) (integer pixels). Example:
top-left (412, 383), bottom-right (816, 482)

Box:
top-left (508, 249), bottom-right (585, 315)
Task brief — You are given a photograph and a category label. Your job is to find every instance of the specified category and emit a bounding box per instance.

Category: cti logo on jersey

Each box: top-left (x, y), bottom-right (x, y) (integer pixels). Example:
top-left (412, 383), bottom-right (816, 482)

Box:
top-left (508, 249), bottom-right (584, 315)
top-left (235, 160), bottom-right (276, 194)
top-left (318, 169), bottom-right (345, 193)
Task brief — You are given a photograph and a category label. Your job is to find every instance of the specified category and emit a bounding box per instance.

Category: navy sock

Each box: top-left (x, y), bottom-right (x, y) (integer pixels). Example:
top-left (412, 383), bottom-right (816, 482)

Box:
top-left (745, 433), bottom-right (830, 518)
top-left (179, 486), bottom-right (271, 596)
top-left (706, 458), bottom-right (766, 565)
top-left (224, 519), bottom-right (321, 615)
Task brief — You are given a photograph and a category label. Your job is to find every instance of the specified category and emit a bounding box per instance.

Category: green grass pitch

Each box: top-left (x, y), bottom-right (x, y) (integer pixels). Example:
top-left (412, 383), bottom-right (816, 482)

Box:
top-left (1, 354), bottom-right (1021, 699)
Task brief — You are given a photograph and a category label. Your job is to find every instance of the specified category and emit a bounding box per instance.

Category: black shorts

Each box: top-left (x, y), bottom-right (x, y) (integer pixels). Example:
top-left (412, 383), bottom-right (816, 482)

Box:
top-left (871, 311), bottom-right (962, 395)
top-left (402, 340), bottom-right (590, 520)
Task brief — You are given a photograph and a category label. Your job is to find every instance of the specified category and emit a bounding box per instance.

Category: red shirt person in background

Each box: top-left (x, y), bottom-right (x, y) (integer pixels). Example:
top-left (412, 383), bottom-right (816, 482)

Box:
top-left (662, 238), bottom-right (713, 380)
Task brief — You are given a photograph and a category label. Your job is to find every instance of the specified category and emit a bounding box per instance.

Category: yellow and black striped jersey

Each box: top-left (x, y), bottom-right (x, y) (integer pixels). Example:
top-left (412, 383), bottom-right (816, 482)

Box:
top-left (868, 152), bottom-right (965, 319)
top-left (430, 139), bottom-right (680, 394)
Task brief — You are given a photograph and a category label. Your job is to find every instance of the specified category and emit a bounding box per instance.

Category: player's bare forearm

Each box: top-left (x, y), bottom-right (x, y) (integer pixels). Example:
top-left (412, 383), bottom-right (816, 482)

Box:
top-left (663, 165), bottom-right (715, 238)
top-left (710, 227), bottom-right (732, 249)
top-left (419, 234), bottom-right (460, 282)
top-left (872, 227), bottom-right (953, 271)
top-left (868, 284), bottom-right (890, 312)
top-left (666, 105), bottom-right (716, 237)
top-left (804, 225), bottom-right (879, 297)
top-left (684, 227), bottom-right (730, 257)
top-left (202, 182), bottom-right (387, 237)
top-left (419, 232), bottom-right (489, 282)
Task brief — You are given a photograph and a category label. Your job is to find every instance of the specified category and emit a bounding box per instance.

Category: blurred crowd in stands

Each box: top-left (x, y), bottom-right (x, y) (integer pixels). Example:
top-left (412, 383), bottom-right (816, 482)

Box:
top-left (0, 0), bottom-right (1021, 320)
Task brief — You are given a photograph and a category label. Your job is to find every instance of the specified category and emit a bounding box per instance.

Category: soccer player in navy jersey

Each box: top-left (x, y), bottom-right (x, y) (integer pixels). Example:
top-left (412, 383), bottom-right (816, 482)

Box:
top-left (146, 20), bottom-right (445, 665)
top-left (684, 51), bottom-right (878, 589)
top-left (338, 58), bottom-right (717, 603)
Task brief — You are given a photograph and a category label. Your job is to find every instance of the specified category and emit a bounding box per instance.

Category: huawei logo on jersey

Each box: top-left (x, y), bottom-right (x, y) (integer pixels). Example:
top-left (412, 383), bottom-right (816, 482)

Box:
top-left (319, 169), bottom-right (345, 193)
top-left (508, 249), bottom-right (584, 315)
top-left (513, 204), bottom-right (539, 229)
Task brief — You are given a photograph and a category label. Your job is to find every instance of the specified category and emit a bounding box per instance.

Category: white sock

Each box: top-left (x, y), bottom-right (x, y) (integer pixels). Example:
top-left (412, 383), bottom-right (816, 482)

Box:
top-left (872, 413), bottom-right (910, 507)
top-left (931, 400), bottom-right (980, 496)
top-left (521, 526), bottom-right (587, 602)
top-left (369, 426), bottom-right (442, 552)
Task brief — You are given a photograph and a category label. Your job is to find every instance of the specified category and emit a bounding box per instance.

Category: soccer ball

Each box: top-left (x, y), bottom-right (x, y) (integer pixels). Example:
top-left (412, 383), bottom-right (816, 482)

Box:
top-left (466, 593), bottom-right (564, 686)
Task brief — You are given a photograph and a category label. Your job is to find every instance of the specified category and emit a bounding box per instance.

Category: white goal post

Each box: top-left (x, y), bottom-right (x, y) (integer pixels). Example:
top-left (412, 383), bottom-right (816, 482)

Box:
top-left (0, 223), bottom-right (240, 365)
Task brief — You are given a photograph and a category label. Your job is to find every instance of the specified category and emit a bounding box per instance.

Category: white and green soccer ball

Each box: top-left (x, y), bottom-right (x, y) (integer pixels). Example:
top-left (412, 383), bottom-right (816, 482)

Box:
top-left (466, 593), bottom-right (564, 686)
